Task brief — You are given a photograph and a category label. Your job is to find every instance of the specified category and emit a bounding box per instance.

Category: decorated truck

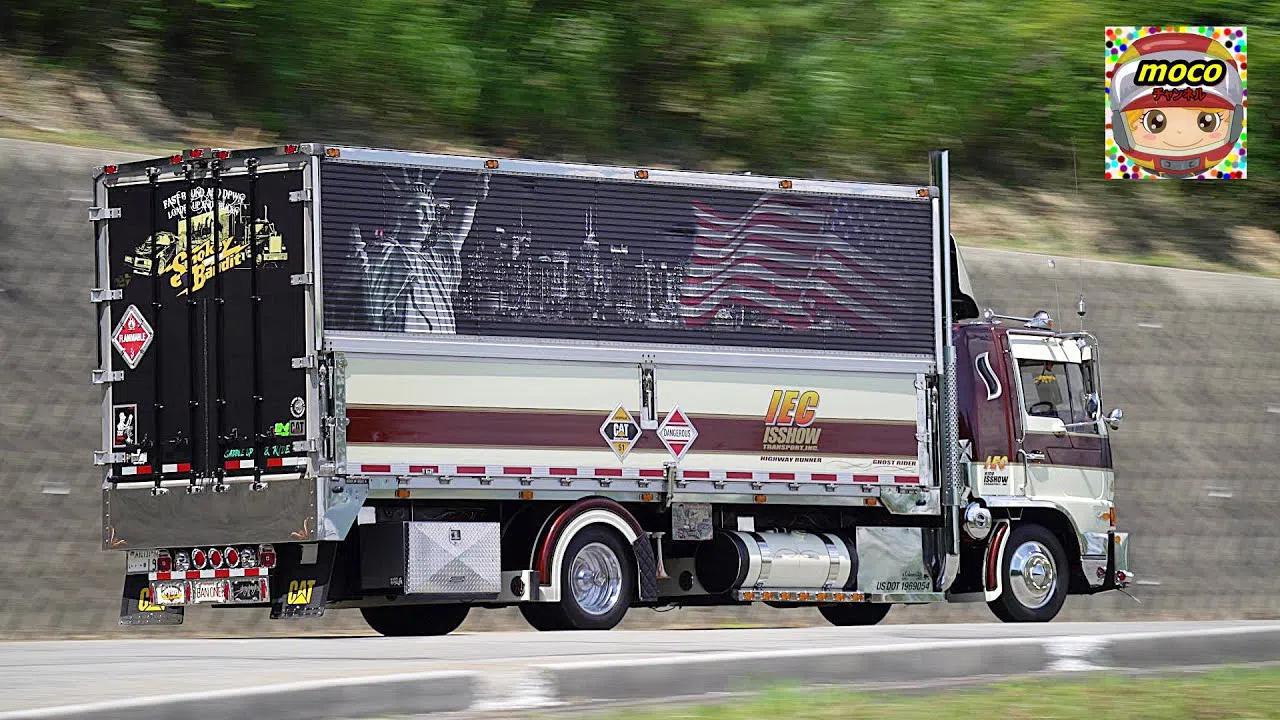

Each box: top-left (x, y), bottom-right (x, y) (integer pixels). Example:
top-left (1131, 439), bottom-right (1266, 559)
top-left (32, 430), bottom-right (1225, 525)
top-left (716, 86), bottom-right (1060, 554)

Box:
top-left (93, 145), bottom-right (1131, 633)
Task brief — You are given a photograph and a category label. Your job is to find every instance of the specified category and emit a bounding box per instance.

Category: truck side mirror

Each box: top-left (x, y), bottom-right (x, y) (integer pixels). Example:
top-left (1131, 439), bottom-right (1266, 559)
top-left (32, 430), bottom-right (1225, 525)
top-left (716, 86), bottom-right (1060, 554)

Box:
top-left (1106, 407), bottom-right (1124, 430)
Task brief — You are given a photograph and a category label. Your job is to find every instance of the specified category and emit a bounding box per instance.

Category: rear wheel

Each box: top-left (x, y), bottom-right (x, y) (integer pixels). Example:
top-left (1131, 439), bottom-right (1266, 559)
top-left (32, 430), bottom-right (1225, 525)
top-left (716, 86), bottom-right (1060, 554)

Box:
top-left (525, 526), bottom-right (634, 631)
top-left (987, 523), bottom-right (1067, 623)
top-left (360, 604), bottom-right (470, 636)
top-left (819, 602), bottom-right (892, 626)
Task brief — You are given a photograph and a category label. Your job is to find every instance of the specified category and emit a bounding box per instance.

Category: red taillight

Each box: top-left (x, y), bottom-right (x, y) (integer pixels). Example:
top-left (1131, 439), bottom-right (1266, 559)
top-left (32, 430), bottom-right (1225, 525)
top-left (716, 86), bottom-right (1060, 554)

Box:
top-left (283, 144), bottom-right (300, 155)
top-left (209, 547), bottom-right (224, 569)
top-left (192, 548), bottom-right (207, 569)
top-left (103, 164), bottom-right (119, 175)
top-left (156, 551), bottom-right (172, 573)
top-left (224, 546), bottom-right (240, 568)
top-left (259, 544), bottom-right (277, 569)
top-left (169, 154), bottom-right (184, 165)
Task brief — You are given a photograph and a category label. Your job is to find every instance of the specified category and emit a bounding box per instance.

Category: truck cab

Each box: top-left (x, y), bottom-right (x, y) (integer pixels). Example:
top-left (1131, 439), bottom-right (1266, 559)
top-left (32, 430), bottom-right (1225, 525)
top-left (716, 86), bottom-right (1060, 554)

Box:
top-left (949, 312), bottom-right (1132, 619)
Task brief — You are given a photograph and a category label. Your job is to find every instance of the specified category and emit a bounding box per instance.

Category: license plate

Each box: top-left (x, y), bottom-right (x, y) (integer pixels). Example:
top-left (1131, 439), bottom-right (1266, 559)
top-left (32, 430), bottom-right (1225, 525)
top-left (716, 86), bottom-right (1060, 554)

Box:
top-left (151, 581), bottom-right (186, 606)
top-left (127, 550), bottom-right (159, 574)
top-left (230, 578), bottom-right (267, 603)
top-left (190, 579), bottom-right (227, 603)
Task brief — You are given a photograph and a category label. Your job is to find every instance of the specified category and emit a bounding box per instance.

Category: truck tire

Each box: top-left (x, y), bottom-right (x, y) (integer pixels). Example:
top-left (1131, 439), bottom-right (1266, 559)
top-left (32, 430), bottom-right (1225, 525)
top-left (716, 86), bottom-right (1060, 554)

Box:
top-left (518, 602), bottom-right (571, 631)
top-left (360, 604), bottom-right (470, 636)
top-left (818, 603), bottom-right (892, 626)
top-left (550, 525), bottom-right (634, 630)
top-left (987, 523), bottom-right (1067, 623)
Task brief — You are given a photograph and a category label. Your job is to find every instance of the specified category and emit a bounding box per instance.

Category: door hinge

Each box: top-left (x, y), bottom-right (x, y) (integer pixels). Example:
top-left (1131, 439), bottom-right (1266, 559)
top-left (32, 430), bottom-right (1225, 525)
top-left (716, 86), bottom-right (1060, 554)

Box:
top-left (92, 368), bottom-right (124, 384)
top-left (290, 272), bottom-right (313, 286)
top-left (291, 355), bottom-right (316, 369)
top-left (88, 206), bottom-right (121, 221)
top-left (94, 450), bottom-right (127, 465)
top-left (288, 188), bottom-right (313, 203)
top-left (90, 288), bottom-right (123, 303)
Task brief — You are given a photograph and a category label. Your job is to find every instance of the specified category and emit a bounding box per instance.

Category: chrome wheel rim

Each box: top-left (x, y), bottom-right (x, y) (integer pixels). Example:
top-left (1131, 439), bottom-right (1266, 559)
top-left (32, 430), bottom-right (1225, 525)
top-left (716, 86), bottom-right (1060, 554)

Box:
top-left (570, 542), bottom-right (623, 616)
top-left (1008, 540), bottom-right (1057, 609)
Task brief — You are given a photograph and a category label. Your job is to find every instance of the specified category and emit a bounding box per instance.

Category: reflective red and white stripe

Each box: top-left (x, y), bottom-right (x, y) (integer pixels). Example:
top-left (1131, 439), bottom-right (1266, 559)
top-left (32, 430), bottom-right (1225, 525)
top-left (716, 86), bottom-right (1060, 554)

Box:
top-left (224, 457), bottom-right (307, 471)
top-left (348, 463), bottom-right (919, 484)
top-left (151, 566), bottom-right (268, 581)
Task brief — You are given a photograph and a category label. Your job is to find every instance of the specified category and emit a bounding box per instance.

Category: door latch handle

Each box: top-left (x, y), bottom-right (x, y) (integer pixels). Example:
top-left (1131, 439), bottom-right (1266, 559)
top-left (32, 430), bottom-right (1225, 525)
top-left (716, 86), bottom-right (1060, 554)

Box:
top-left (1024, 450), bottom-right (1046, 462)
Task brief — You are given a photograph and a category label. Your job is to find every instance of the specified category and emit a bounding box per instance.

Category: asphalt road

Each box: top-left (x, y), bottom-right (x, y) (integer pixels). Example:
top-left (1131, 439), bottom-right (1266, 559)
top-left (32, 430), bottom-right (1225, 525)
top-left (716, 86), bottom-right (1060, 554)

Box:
top-left (3, 620), bottom-right (1278, 717)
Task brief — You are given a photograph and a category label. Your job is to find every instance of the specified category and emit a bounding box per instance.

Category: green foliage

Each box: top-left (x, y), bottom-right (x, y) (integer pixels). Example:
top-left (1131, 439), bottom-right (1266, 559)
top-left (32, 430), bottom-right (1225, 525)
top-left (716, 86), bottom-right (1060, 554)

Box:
top-left (6, 0), bottom-right (1278, 251)
top-left (602, 666), bottom-right (1280, 720)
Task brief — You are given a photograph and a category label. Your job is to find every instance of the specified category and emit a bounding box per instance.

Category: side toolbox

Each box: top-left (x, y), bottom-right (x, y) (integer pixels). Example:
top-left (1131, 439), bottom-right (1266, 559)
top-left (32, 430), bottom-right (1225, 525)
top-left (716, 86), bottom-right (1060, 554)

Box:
top-left (359, 522), bottom-right (501, 600)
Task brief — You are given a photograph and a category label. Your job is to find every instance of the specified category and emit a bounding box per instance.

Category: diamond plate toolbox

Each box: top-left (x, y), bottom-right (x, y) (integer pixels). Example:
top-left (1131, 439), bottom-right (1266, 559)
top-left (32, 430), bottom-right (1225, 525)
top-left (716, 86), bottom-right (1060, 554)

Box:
top-left (406, 522), bottom-right (501, 595)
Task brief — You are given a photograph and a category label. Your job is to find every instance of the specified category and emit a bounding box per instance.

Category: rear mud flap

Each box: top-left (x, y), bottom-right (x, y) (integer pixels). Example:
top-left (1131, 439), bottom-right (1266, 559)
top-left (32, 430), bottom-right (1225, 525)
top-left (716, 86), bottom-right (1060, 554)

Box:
top-left (270, 542), bottom-right (337, 619)
top-left (120, 573), bottom-right (183, 626)
top-left (632, 536), bottom-right (658, 602)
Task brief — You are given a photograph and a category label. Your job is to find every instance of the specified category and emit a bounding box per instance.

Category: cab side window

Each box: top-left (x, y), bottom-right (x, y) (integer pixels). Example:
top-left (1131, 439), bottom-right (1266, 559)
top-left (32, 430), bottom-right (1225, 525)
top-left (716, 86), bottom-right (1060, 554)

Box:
top-left (1017, 360), bottom-right (1097, 431)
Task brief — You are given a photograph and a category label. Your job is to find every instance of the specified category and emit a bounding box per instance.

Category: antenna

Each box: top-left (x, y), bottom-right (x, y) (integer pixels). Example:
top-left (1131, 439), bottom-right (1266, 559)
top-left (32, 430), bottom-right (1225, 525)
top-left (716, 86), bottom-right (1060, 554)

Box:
top-left (1071, 142), bottom-right (1086, 331)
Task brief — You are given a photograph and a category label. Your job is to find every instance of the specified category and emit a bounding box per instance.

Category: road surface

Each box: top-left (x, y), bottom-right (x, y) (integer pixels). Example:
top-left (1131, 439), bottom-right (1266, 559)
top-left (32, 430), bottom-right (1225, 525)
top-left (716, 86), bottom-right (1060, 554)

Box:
top-left (3, 621), bottom-right (1279, 718)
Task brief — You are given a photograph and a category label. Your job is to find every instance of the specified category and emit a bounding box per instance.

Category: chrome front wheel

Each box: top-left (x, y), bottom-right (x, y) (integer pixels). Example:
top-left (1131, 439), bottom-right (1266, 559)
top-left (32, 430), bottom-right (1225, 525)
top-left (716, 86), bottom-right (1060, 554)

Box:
top-left (1008, 540), bottom-right (1058, 610)
top-left (988, 523), bottom-right (1068, 623)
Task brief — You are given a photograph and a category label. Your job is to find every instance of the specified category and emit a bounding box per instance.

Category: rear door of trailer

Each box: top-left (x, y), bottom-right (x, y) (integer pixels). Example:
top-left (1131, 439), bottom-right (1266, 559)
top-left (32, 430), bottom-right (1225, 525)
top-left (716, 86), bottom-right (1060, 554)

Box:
top-left (96, 150), bottom-right (322, 548)
top-left (318, 150), bottom-right (944, 503)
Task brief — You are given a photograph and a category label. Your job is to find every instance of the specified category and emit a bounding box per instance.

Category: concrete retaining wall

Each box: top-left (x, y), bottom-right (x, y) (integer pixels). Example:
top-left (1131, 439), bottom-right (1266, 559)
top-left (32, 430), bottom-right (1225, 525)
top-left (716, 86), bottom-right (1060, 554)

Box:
top-left (0, 139), bottom-right (1276, 637)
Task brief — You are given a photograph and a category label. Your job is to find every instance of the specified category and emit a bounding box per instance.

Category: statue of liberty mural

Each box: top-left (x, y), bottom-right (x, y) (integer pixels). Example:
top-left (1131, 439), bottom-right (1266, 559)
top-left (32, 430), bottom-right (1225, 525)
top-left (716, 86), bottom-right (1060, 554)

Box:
top-left (351, 170), bottom-right (490, 333)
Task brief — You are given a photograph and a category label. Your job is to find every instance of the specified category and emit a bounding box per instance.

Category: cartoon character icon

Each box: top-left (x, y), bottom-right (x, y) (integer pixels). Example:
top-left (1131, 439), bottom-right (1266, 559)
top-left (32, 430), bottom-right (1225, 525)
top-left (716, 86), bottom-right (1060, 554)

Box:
top-left (1109, 32), bottom-right (1244, 177)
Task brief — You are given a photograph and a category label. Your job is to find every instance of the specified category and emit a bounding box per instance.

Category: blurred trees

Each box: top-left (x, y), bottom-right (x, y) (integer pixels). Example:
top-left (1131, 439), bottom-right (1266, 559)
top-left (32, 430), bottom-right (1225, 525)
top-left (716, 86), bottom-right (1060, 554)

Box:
top-left (4, 0), bottom-right (1277, 254)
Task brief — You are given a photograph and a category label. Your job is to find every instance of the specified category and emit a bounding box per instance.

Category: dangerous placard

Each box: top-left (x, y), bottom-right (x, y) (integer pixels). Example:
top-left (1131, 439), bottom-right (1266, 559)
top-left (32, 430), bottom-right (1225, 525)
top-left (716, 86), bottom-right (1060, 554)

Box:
top-left (599, 405), bottom-right (642, 461)
top-left (111, 304), bottom-right (154, 370)
top-left (657, 406), bottom-right (698, 461)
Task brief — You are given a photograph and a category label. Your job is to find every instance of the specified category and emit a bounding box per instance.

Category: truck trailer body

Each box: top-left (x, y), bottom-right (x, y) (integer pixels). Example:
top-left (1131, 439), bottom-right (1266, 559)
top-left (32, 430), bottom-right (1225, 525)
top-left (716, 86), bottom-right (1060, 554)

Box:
top-left (93, 144), bottom-right (1131, 632)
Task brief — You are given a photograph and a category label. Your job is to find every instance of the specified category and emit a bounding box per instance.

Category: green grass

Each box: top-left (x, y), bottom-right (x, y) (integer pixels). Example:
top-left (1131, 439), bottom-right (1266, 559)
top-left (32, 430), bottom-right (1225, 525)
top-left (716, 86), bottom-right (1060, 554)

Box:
top-left (595, 667), bottom-right (1280, 720)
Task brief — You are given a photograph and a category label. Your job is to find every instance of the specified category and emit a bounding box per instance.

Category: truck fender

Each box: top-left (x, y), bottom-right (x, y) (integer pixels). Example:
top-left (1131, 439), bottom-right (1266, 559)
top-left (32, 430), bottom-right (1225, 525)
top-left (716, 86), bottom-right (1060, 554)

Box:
top-left (983, 519), bottom-right (1013, 602)
top-left (532, 498), bottom-right (656, 603)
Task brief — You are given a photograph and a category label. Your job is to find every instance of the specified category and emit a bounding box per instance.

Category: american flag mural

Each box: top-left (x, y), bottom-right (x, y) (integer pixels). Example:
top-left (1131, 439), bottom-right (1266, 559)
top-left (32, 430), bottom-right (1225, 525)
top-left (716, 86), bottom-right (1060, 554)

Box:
top-left (682, 197), bottom-right (912, 335)
top-left (323, 163), bottom-right (937, 356)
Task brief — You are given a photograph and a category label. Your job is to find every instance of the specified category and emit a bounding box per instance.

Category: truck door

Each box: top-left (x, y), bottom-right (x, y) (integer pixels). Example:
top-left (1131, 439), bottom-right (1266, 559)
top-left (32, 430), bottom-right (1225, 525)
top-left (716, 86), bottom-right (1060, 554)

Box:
top-left (1007, 334), bottom-right (1112, 504)
top-left (99, 156), bottom-right (311, 484)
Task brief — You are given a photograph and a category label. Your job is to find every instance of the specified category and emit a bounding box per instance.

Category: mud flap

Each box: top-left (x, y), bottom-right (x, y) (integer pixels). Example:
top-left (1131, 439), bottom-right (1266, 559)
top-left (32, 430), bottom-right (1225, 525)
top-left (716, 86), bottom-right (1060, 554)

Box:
top-left (120, 573), bottom-right (183, 626)
top-left (270, 542), bottom-right (337, 619)
top-left (632, 536), bottom-right (658, 602)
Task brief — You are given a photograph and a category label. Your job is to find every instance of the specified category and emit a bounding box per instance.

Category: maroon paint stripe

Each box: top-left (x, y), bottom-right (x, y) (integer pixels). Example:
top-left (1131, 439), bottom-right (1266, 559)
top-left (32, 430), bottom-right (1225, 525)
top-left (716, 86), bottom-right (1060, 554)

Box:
top-left (347, 407), bottom-right (918, 456)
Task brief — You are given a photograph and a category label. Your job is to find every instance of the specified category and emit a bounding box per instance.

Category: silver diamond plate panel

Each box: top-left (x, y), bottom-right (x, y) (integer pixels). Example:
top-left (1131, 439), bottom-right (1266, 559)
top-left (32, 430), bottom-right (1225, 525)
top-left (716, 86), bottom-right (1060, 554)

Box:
top-left (405, 522), bottom-right (500, 595)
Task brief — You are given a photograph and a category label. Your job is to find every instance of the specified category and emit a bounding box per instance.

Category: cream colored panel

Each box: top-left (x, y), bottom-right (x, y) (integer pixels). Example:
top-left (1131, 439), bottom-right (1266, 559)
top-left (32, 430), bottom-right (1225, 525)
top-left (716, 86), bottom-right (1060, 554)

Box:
top-left (346, 355), bottom-right (917, 422)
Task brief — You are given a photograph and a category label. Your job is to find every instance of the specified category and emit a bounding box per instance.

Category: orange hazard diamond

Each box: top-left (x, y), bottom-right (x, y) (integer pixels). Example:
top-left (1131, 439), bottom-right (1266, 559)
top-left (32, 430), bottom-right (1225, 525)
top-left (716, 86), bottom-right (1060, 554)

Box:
top-left (111, 304), bottom-right (154, 370)
top-left (657, 405), bottom-right (698, 461)
top-left (599, 405), bottom-right (642, 461)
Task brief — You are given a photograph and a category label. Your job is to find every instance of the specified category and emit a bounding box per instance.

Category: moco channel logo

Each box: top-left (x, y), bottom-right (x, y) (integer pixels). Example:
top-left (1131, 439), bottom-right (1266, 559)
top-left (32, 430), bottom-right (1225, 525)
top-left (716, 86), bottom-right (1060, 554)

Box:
top-left (1106, 27), bottom-right (1246, 179)
top-left (762, 389), bottom-right (822, 452)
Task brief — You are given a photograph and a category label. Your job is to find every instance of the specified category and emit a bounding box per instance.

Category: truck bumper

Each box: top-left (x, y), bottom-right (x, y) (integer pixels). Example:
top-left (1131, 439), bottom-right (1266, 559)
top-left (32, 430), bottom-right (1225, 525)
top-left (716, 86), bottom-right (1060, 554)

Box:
top-left (1081, 530), bottom-right (1132, 593)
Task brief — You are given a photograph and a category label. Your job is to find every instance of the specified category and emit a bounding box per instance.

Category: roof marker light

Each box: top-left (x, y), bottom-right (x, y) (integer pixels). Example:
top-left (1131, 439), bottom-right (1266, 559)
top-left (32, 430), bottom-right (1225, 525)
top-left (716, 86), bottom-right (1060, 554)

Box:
top-left (103, 165), bottom-right (119, 175)
top-left (169, 154), bottom-right (184, 165)
top-left (213, 149), bottom-right (231, 161)
top-left (283, 144), bottom-right (300, 154)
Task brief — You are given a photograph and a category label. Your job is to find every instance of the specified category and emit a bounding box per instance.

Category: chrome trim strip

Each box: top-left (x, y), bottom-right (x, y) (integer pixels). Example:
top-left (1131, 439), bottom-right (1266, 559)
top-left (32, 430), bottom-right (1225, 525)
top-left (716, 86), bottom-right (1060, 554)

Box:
top-left (326, 331), bottom-right (934, 374)
top-left (330, 147), bottom-right (930, 200)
